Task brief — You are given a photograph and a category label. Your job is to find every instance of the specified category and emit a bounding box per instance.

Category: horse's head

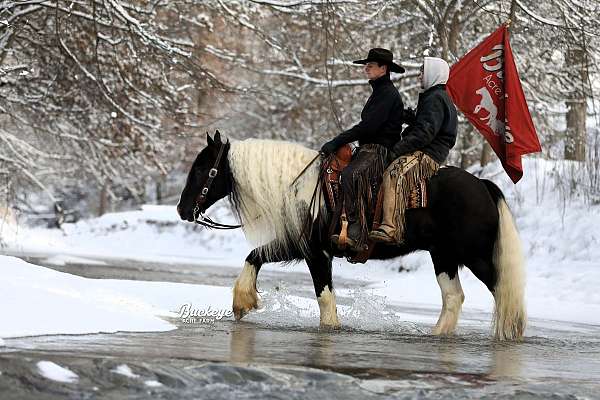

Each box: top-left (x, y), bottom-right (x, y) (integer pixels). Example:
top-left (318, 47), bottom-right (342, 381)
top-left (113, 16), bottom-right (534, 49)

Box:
top-left (177, 130), bottom-right (232, 222)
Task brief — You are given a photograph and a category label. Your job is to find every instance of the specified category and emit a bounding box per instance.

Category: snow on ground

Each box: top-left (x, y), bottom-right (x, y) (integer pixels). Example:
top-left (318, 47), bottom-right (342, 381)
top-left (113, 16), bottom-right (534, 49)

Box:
top-left (0, 157), bottom-right (599, 339)
top-left (0, 201), bottom-right (250, 267)
top-left (37, 361), bottom-right (79, 383)
top-left (0, 255), bottom-right (235, 338)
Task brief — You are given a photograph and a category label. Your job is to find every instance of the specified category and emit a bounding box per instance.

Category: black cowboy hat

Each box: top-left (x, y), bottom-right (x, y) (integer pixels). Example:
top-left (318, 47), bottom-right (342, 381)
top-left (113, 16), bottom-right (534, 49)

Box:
top-left (353, 48), bottom-right (405, 73)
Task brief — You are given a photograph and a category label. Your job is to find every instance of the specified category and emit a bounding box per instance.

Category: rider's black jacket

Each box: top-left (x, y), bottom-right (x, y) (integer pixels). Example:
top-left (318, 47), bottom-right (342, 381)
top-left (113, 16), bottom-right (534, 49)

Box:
top-left (391, 84), bottom-right (458, 164)
top-left (325, 74), bottom-right (406, 151)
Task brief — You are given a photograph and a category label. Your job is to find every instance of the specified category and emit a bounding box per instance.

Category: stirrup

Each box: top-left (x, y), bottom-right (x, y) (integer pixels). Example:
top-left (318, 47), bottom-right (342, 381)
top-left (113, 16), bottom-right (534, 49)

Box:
top-left (331, 234), bottom-right (367, 252)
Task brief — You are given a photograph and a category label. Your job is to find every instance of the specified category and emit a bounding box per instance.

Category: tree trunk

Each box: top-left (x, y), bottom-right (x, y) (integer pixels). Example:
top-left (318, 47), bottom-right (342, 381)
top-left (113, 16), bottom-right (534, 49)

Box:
top-left (99, 183), bottom-right (109, 216)
top-left (565, 101), bottom-right (586, 161)
top-left (156, 179), bottom-right (164, 204)
top-left (564, 47), bottom-right (587, 161)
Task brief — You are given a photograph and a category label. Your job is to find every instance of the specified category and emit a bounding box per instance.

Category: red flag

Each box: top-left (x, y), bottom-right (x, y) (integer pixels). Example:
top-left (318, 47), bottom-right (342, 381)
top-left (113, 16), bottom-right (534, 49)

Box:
top-left (446, 24), bottom-right (541, 183)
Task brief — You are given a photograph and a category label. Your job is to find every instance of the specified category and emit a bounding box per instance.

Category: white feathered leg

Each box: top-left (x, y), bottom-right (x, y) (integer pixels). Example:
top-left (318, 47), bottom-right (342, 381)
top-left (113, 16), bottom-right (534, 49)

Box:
top-left (232, 261), bottom-right (259, 320)
top-left (317, 286), bottom-right (341, 329)
top-left (432, 272), bottom-right (465, 335)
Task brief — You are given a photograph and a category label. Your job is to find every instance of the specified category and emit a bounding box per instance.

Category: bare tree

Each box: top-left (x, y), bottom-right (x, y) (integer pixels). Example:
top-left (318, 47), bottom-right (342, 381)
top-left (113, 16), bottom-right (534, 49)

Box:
top-left (1, 0), bottom-right (599, 218)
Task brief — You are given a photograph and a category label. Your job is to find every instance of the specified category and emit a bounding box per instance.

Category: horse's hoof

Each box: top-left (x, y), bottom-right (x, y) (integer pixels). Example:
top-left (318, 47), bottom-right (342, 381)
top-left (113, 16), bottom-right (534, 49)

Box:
top-left (319, 319), bottom-right (341, 330)
top-left (232, 288), bottom-right (259, 321)
top-left (432, 325), bottom-right (454, 336)
top-left (233, 307), bottom-right (248, 321)
top-left (233, 303), bottom-right (257, 321)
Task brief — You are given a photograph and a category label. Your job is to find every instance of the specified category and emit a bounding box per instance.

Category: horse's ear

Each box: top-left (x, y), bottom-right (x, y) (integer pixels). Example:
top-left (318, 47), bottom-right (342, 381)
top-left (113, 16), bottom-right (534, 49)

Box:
top-left (214, 130), bottom-right (222, 144)
top-left (206, 132), bottom-right (215, 147)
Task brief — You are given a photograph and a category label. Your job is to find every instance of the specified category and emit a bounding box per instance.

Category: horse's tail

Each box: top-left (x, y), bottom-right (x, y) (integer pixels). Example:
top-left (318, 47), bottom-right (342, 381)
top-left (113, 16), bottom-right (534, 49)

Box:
top-left (482, 180), bottom-right (527, 341)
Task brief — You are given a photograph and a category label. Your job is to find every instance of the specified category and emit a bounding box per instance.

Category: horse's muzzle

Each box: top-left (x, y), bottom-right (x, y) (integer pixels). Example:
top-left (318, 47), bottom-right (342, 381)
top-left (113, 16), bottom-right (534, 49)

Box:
top-left (176, 204), bottom-right (195, 222)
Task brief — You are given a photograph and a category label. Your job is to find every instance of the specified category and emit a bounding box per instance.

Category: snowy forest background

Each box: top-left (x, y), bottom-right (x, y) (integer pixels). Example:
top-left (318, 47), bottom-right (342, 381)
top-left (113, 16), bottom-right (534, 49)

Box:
top-left (1, 0), bottom-right (599, 223)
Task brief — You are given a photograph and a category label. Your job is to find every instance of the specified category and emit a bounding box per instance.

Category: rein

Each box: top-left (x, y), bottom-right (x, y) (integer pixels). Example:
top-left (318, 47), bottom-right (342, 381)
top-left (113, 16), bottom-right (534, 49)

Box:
top-left (192, 142), bottom-right (242, 230)
top-left (290, 152), bottom-right (321, 188)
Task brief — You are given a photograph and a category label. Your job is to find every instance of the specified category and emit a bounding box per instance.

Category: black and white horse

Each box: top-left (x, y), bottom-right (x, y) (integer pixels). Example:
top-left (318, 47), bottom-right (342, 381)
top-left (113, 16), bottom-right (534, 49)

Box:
top-left (177, 132), bottom-right (526, 341)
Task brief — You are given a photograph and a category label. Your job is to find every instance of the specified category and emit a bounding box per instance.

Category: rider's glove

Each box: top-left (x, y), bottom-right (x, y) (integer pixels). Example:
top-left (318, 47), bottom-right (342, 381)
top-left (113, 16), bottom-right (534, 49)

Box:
top-left (320, 140), bottom-right (339, 155)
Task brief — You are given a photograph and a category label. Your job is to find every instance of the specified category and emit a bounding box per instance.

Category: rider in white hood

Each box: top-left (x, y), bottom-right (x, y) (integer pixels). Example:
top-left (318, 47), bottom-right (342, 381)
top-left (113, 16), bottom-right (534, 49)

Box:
top-left (370, 56), bottom-right (458, 244)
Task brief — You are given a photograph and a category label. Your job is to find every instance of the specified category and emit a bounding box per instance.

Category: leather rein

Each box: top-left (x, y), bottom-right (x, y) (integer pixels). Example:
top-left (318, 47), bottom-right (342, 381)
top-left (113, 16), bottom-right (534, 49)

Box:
top-left (192, 143), bottom-right (242, 230)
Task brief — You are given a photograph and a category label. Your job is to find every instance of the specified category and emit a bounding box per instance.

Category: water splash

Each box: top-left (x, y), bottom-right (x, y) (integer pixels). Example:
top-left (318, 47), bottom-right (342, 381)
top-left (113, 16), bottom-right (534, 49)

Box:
top-left (245, 281), bottom-right (320, 329)
top-left (339, 287), bottom-right (425, 334)
top-left (246, 283), bottom-right (425, 334)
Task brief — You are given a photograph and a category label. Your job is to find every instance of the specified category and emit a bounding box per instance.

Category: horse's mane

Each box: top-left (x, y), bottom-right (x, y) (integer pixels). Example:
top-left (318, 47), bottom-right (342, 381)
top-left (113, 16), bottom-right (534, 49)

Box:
top-left (228, 139), bottom-right (325, 260)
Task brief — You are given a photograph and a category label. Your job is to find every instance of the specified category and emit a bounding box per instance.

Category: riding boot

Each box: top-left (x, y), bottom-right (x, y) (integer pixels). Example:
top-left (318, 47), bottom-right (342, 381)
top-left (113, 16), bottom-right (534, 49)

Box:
top-left (369, 160), bottom-right (399, 243)
top-left (346, 221), bottom-right (367, 251)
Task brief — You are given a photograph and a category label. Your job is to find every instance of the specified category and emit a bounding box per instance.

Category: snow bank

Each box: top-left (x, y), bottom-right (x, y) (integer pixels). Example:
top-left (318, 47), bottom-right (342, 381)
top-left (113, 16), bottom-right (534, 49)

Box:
top-left (1, 201), bottom-right (250, 266)
top-left (0, 255), bottom-right (234, 338)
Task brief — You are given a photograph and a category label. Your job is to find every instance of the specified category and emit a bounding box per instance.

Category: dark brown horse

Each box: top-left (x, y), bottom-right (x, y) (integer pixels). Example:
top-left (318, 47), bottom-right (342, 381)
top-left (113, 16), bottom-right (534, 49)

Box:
top-left (178, 132), bottom-right (526, 340)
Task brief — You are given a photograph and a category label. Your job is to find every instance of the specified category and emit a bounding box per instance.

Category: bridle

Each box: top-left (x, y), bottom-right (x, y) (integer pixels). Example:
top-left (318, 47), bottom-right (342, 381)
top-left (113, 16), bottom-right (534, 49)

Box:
top-left (192, 142), bottom-right (242, 230)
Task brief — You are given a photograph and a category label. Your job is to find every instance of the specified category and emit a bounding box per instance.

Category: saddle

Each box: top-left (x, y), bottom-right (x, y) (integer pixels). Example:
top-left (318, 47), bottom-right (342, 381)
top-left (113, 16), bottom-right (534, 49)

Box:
top-left (321, 145), bottom-right (429, 263)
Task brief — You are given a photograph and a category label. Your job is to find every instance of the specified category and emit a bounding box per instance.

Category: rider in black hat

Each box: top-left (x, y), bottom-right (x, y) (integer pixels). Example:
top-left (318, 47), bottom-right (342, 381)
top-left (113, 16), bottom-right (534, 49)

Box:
top-left (320, 48), bottom-right (409, 252)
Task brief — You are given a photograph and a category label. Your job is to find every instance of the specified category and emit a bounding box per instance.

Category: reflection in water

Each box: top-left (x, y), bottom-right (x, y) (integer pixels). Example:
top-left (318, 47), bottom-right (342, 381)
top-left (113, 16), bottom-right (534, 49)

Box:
top-left (229, 322), bottom-right (336, 367)
top-left (229, 323), bottom-right (256, 363)
top-left (437, 341), bottom-right (459, 373)
top-left (490, 342), bottom-right (522, 378)
top-left (307, 331), bottom-right (335, 366)
top-left (227, 320), bottom-right (526, 381)
top-left (432, 337), bottom-right (523, 379)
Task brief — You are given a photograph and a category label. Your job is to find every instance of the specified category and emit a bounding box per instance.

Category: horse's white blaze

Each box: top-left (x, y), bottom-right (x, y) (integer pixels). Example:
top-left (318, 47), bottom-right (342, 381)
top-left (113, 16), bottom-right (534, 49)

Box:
top-left (317, 287), bottom-right (340, 328)
top-left (232, 261), bottom-right (259, 320)
top-left (493, 198), bottom-right (526, 341)
top-left (228, 139), bottom-right (324, 258)
top-left (432, 272), bottom-right (465, 336)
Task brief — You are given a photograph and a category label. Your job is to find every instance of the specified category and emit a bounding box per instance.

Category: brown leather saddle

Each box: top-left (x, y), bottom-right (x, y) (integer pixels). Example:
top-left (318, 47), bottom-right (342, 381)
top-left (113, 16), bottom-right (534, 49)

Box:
top-left (321, 145), bottom-right (429, 263)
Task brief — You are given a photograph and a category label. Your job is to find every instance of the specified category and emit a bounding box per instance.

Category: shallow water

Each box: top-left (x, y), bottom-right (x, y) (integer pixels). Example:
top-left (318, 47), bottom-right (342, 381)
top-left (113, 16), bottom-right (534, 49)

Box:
top-left (1, 257), bottom-right (599, 399)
